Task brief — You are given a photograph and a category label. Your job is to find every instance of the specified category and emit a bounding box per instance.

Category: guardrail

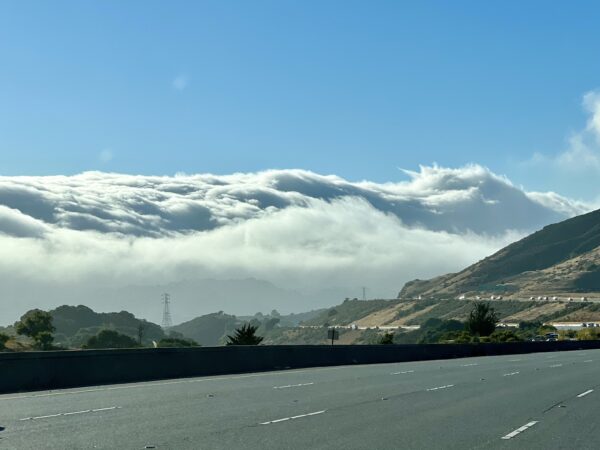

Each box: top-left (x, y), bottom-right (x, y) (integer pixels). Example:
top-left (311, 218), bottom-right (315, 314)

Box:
top-left (2, 340), bottom-right (600, 394)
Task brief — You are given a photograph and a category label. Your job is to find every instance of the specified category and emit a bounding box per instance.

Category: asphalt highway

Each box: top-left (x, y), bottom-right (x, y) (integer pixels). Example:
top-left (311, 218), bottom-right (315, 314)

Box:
top-left (1, 348), bottom-right (600, 449)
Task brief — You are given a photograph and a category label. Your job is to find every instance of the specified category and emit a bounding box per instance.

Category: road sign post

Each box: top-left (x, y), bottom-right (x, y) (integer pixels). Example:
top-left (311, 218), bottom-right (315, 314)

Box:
top-left (327, 328), bottom-right (339, 346)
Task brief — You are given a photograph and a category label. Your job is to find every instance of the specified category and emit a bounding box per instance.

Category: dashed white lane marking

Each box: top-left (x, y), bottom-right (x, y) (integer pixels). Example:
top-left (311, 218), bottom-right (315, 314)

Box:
top-left (62, 409), bottom-right (90, 416)
top-left (503, 372), bottom-right (520, 377)
top-left (550, 364), bottom-right (563, 368)
top-left (273, 382), bottom-right (314, 389)
top-left (584, 360), bottom-right (593, 363)
top-left (426, 384), bottom-right (454, 391)
top-left (461, 363), bottom-right (478, 367)
top-left (508, 359), bottom-right (522, 362)
top-left (577, 389), bottom-right (594, 398)
top-left (260, 410), bottom-right (326, 425)
top-left (24, 413), bottom-right (61, 420)
top-left (20, 406), bottom-right (121, 421)
top-left (92, 406), bottom-right (120, 412)
top-left (391, 370), bottom-right (415, 375)
top-left (501, 421), bottom-right (538, 440)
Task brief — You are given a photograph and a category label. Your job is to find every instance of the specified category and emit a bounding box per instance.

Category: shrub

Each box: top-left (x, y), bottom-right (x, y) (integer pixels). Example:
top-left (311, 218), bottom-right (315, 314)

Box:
top-left (83, 329), bottom-right (138, 349)
top-left (225, 323), bottom-right (264, 345)
top-left (489, 329), bottom-right (521, 342)
top-left (466, 302), bottom-right (498, 337)
top-left (0, 333), bottom-right (9, 350)
top-left (577, 328), bottom-right (600, 341)
top-left (438, 330), bottom-right (473, 343)
top-left (379, 332), bottom-right (394, 344)
top-left (157, 337), bottom-right (199, 347)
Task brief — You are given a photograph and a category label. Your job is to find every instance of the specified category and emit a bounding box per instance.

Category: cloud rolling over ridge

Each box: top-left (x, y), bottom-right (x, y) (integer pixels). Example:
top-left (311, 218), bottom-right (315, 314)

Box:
top-left (0, 165), bottom-right (591, 322)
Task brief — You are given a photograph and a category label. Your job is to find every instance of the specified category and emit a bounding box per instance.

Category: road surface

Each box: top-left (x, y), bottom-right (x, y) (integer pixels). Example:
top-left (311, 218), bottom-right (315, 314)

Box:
top-left (1, 348), bottom-right (599, 449)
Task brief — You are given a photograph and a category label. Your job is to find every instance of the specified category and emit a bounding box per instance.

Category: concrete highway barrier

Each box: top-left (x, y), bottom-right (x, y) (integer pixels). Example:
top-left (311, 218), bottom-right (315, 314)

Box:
top-left (2, 340), bottom-right (600, 394)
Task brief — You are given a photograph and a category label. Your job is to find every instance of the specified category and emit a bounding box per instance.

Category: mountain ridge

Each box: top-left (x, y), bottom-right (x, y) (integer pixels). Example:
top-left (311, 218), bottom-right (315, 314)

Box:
top-left (399, 208), bottom-right (600, 298)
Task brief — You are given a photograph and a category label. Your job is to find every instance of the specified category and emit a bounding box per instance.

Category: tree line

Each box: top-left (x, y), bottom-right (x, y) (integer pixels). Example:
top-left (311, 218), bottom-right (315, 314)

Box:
top-left (2, 302), bottom-right (599, 351)
top-left (0, 309), bottom-right (265, 351)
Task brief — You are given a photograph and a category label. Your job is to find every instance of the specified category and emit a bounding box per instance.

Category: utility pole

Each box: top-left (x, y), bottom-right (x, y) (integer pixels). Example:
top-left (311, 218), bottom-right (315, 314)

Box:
top-left (327, 328), bottom-right (339, 346)
top-left (161, 293), bottom-right (173, 330)
top-left (137, 323), bottom-right (145, 345)
top-left (362, 287), bottom-right (367, 301)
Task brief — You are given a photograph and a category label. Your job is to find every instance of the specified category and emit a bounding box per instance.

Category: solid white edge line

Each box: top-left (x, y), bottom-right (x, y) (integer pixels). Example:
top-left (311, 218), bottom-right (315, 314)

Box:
top-left (501, 421), bottom-right (538, 440)
top-left (577, 389), bottom-right (594, 398)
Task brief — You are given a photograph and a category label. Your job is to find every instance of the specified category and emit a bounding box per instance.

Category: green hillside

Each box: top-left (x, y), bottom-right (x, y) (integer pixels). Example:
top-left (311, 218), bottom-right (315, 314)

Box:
top-left (170, 312), bottom-right (239, 346)
top-left (51, 305), bottom-right (165, 347)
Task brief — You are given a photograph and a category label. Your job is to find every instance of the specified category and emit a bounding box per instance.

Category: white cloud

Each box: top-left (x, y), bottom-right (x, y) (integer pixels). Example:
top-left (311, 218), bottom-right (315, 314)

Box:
top-left (0, 165), bottom-right (593, 321)
top-left (525, 89), bottom-right (600, 172)
top-left (583, 90), bottom-right (600, 142)
top-left (0, 166), bottom-right (587, 238)
top-left (0, 205), bottom-right (48, 238)
top-left (172, 74), bottom-right (189, 91)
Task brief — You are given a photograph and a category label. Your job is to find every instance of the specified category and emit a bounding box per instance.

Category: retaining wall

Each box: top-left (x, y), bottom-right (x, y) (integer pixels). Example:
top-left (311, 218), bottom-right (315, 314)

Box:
top-left (2, 340), bottom-right (600, 394)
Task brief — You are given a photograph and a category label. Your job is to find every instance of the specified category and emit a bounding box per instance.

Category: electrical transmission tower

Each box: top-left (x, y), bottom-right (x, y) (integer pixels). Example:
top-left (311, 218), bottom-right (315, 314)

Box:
top-left (362, 287), bottom-right (367, 301)
top-left (161, 293), bottom-right (173, 330)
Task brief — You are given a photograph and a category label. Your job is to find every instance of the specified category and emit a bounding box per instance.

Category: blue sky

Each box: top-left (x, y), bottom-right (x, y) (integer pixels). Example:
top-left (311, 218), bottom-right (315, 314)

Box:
top-left (1, 1), bottom-right (600, 199)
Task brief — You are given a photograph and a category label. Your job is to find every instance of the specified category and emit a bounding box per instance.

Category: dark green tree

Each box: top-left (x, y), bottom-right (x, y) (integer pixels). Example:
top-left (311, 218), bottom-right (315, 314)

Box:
top-left (82, 329), bottom-right (138, 349)
top-left (379, 332), bottom-right (394, 344)
top-left (225, 323), bottom-right (264, 345)
top-left (517, 320), bottom-right (543, 331)
top-left (488, 329), bottom-right (521, 342)
top-left (35, 331), bottom-right (55, 350)
top-left (15, 309), bottom-right (56, 350)
top-left (466, 302), bottom-right (498, 337)
top-left (263, 317), bottom-right (280, 331)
